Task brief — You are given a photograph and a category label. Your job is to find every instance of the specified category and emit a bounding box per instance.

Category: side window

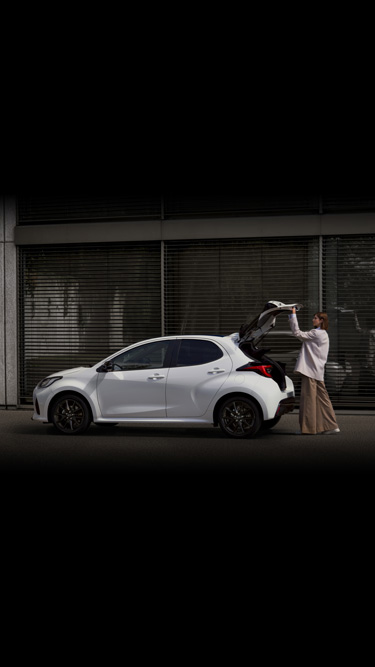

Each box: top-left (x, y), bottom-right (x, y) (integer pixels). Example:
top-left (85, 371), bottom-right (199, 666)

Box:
top-left (176, 340), bottom-right (223, 367)
top-left (111, 341), bottom-right (170, 371)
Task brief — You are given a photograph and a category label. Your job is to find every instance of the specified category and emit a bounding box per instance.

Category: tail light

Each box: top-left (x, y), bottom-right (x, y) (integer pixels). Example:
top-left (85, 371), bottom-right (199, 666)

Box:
top-left (236, 362), bottom-right (273, 378)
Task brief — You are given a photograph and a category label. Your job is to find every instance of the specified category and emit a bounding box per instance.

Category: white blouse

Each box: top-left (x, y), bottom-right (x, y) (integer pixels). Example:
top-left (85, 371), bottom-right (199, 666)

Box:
top-left (288, 314), bottom-right (329, 382)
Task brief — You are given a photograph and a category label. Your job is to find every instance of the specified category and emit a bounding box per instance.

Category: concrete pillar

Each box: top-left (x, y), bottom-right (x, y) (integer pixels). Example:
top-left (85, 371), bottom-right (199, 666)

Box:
top-left (0, 198), bottom-right (4, 405)
top-left (0, 197), bottom-right (18, 407)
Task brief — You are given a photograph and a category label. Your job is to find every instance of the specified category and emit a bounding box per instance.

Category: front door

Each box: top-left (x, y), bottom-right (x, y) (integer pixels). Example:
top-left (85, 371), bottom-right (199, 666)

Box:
top-left (96, 340), bottom-right (172, 418)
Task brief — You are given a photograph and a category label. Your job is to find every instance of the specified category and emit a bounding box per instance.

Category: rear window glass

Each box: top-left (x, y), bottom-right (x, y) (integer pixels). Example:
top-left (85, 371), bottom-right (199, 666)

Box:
top-left (176, 340), bottom-right (223, 366)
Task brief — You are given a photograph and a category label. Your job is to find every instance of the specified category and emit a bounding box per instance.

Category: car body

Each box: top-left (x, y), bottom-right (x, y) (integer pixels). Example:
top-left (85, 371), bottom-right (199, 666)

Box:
top-left (32, 301), bottom-right (300, 438)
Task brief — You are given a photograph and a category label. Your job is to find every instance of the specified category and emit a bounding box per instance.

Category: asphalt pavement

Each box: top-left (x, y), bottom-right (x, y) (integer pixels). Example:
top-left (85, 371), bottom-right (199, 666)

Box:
top-left (1, 407), bottom-right (374, 477)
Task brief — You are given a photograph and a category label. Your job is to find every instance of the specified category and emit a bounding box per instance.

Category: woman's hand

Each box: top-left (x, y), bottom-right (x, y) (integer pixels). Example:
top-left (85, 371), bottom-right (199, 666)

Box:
top-left (292, 307), bottom-right (296, 314)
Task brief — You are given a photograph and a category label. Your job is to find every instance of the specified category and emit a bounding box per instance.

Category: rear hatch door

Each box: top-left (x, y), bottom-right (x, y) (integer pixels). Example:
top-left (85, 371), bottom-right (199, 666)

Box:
top-left (238, 300), bottom-right (303, 347)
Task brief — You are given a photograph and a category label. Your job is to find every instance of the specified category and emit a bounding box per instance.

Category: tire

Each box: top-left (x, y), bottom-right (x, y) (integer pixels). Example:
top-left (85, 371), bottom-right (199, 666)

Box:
top-left (51, 394), bottom-right (91, 434)
top-left (218, 396), bottom-right (262, 438)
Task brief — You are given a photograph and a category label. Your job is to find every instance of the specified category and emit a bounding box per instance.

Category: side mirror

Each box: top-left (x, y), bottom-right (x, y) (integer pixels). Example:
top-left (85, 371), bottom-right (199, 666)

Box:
top-left (96, 362), bottom-right (114, 373)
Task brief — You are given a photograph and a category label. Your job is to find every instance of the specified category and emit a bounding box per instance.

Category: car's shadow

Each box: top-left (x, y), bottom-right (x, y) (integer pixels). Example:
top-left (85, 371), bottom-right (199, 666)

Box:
top-left (20, 424), bottom-right (227, 438)
top-left (16, 422), bottom-right (282, 439)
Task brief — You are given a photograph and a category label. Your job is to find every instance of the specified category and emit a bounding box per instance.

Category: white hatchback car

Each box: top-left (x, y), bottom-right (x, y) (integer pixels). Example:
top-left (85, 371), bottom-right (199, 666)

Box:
top-left (32, 301), bottom-right (301, 438)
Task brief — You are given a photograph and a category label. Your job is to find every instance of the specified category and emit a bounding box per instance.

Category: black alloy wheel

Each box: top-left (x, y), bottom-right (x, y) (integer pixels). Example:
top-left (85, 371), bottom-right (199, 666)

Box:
top-left (218, 396), bottom-right (261, 438)
top-left (51, 395), bottom-right (91, 434)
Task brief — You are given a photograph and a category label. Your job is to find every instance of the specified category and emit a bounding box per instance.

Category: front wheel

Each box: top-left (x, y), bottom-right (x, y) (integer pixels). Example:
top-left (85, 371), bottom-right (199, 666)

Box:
top-left (218, 396), bottom-right (261, 438)
top-left (51, 394), bottom-right (91, 434)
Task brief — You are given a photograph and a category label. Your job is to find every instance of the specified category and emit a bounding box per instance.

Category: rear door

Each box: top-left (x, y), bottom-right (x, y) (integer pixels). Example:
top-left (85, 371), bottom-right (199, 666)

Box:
top-left (166, 338), bottom-right (233, 417)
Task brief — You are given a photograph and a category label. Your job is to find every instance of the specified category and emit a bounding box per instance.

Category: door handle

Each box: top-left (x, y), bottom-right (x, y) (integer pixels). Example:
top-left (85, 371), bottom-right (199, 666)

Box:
top-left (208, 368), bottom-right (226, 374)
top-left (148, 374), bottom-right (165, 380)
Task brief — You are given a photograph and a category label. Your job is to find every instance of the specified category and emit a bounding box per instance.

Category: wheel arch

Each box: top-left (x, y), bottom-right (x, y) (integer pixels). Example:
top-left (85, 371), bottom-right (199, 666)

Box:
top-left (213, 391), bottom-right (264, 427)
top-left (47, 390), bottom-right (94, 423)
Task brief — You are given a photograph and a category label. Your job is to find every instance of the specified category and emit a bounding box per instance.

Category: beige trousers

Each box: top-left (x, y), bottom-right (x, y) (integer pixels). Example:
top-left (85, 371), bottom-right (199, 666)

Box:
top-left (299, 374), bottom-right (339, 434)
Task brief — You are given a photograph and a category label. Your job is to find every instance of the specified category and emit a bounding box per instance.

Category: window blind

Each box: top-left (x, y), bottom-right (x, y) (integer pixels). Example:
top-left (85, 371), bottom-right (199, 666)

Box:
top-left (323, 235), bottom-right (375, 406)
top-left (19, 242), bottom-right (161, 401)
top-left (164, 237), bottom-right (320, 401)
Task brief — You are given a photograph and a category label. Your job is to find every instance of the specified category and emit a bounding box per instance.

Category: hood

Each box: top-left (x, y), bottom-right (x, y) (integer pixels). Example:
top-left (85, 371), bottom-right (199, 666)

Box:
top-left (238, 300), bottom-right (303, 346)
top-left (54, 366), bottom-right (89, 375)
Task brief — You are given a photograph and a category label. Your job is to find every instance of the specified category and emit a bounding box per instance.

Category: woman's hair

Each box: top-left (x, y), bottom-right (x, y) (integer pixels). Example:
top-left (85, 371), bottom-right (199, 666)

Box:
top-left (315, 312), bottom-right (329, 330)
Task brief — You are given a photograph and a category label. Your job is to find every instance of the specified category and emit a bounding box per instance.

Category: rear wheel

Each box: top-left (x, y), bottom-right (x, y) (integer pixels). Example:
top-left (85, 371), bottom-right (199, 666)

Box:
top-left (51, 394), bottom-right (91, 434)
top-left (218, 396), bottom-right (261, 438)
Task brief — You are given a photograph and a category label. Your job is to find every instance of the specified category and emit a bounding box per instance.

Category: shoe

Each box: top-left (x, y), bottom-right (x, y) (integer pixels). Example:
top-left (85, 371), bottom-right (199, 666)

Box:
top-left (321, 428), bottom-right (340, 435)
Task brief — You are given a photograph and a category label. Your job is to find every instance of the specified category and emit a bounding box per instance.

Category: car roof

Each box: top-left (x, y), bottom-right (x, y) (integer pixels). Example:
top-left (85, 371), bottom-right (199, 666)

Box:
top-left (106, 334), bottom-right (241, 357)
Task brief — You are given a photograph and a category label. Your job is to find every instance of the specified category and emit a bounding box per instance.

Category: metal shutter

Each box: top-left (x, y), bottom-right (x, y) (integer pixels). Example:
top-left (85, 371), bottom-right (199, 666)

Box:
top-left (323, 235), bottom-right (375, 406)
top-left (17, 195), bottom-right (375, 224)
top-left (164, 237), bottom-right (320, 401)
top-left (18, 235), bottom-right (375, 409)
top-left (321, 196), bottom-right (375, 213)
top-left (17, 196), bottom-right (162, 224)
top-left (19, 242), bottom-right (161, 402)
top-left (164, 195), bottom-right (320, 218)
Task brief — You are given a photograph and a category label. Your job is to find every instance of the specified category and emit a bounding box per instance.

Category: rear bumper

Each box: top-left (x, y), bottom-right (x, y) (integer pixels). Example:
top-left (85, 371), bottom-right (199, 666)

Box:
top-left (275, 396), bottom-right (295, 416)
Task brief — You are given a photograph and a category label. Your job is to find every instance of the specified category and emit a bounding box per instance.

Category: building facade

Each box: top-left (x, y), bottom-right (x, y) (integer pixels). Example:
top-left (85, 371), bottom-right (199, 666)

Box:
top-left (1, 195), bottom-right (375, 409)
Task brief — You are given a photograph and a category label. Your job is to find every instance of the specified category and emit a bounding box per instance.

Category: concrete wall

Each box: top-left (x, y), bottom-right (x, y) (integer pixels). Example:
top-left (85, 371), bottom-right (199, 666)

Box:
top-left (0, 197), bottom-right (17, 407)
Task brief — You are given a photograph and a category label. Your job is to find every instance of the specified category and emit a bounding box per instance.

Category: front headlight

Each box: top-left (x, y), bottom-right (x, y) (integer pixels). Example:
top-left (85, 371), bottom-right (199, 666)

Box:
top-left (38, 376), bottom-right (63, 388)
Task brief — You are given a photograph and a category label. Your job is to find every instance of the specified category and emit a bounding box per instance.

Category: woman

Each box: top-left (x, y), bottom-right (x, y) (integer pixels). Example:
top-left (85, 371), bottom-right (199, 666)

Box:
top-left (289, 307), bottom-right (340, 435)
